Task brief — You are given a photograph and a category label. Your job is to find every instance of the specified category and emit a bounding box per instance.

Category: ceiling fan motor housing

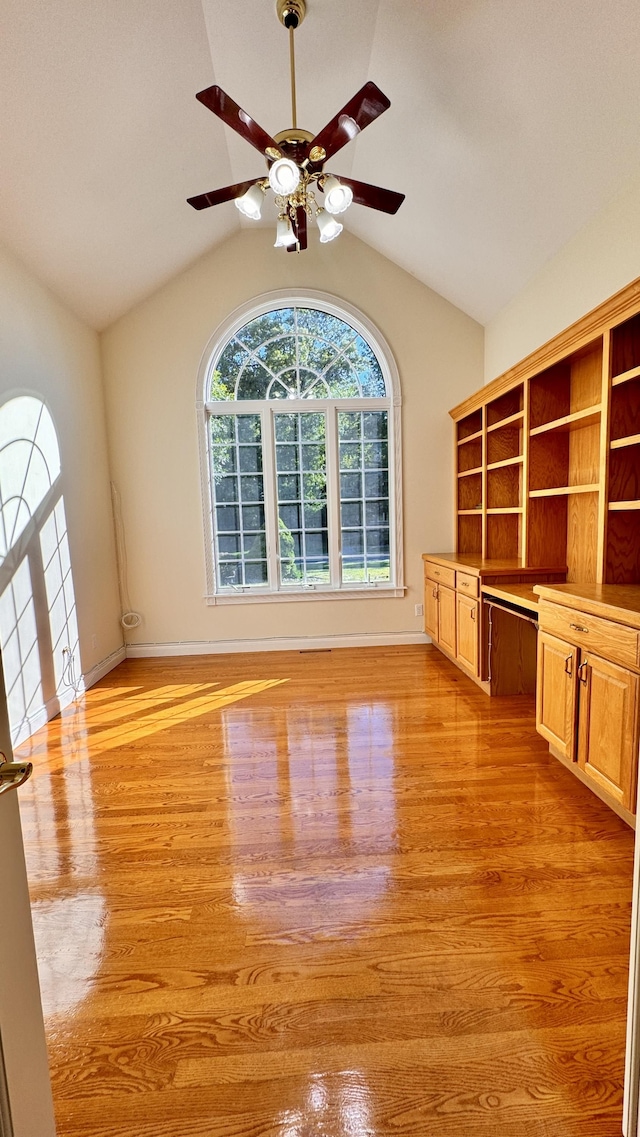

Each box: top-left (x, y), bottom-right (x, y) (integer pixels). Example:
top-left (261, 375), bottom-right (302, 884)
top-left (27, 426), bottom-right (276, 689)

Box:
top-left (277, 0), bottom-right (306, 30)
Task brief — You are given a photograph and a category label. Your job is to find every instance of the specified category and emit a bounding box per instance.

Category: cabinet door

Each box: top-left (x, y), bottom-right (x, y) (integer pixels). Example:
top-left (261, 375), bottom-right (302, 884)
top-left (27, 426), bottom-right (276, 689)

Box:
top-left (424, 580), bottom-right (439, 641)
top-left (456, 593), bottom-right (479, 675)
top-left (577, 652), bottom-right (639, 813)
top-left (536, 631), bottom-right (578, 761)
top-left (438, 585), bottom-right (456, 655)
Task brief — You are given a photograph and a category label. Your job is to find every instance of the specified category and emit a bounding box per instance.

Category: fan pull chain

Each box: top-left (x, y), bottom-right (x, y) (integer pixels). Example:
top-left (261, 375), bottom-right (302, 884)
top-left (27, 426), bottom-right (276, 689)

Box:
top-left (289, 25), bottom-right (297, 129)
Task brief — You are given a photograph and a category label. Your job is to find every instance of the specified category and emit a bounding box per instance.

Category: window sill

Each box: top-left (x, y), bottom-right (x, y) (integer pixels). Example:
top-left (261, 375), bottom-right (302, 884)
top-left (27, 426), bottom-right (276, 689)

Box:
top-left (206, 586), bottom-right (406, 605)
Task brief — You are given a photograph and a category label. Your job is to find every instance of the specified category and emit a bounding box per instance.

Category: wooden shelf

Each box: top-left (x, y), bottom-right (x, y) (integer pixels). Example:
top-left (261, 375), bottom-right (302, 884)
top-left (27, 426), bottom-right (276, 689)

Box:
top-left (457, 508), bottom-right (483, 516)
top-left (529, 406), bottom-right (601, 437)
top-left (486, 507), bottom-right (523, 515)
top-left (457, 465), bottom-right (483, 478)
top-left (609, 500), bottom-right (640, 512)
top-left (611, 434), bottom-right (640, 450)
top-left (530, 484), bottom-right (600, 499)
top-left (457, 429), bottom-right (482, 446)
top-left (612, 365), bottom-right (640, 387)
top-left (486, 455), bottom-right (523, 471)
top-left (486, 411), bottom-right (524, 434)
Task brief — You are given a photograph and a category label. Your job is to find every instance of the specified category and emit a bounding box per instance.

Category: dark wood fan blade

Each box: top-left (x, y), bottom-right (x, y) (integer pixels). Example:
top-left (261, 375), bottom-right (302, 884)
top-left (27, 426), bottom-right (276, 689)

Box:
top-left (195, 85), bottom-right (280, 157)
top-left (309, 82), bottom-right (390, 163)
top-left (187, 178), bottom-right (262, 211)
top-left (331, 177), bottom-right (405, 215)
top-left (287, 207), bottom-right (308, 252)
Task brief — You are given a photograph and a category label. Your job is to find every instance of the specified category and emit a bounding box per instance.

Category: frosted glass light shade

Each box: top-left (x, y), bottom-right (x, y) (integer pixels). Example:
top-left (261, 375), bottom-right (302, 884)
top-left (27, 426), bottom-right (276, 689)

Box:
top-left (317, 209), bottom-right (343, 243)
top-left (274, 217), bottom-right (297, 248)
top-left (323, 176), bottom-right (353, 215)
top-left (234, 184), bottom-right (264, 220)
top-left (268, 158), bottom-right (300, 196)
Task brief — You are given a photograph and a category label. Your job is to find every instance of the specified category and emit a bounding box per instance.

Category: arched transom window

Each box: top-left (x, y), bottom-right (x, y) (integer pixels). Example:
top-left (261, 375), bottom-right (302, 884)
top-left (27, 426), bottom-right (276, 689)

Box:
top-left (200, 295), bottom-right (403, 601)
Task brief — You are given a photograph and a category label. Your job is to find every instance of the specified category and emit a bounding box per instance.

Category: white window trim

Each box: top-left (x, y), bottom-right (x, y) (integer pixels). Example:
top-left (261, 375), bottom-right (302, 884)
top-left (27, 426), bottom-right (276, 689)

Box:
top-left (196, 289), bottom-right (404, 605)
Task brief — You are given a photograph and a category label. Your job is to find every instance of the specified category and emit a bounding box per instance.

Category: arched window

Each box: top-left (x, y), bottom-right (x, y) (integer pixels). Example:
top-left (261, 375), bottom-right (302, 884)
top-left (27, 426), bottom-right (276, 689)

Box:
top-left (198, 292), bottom-right (403, 601)
top-left (0, 397), bottom-right (81, 743)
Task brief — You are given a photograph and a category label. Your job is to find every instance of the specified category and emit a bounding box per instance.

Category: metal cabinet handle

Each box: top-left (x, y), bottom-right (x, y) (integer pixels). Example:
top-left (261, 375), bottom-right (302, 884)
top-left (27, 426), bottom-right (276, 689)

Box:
top-left (0, 753), bottom-right (33, 797)
top-left (470, 608), bottom-right (476, 621)
top-left (432, 587), bottom-right (438, 599)
top-left (578, 659), bottom-right (589, 685)
top-left (570, 623), bottom-right (589, 633)
top-left (564, 654), bottom-right (573, 677)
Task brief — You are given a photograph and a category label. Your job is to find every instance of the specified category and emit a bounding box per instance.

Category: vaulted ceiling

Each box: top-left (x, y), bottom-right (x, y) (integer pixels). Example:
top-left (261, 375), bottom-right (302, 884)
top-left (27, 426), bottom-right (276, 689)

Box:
top-left (1, 0), bottom-right (640, 330)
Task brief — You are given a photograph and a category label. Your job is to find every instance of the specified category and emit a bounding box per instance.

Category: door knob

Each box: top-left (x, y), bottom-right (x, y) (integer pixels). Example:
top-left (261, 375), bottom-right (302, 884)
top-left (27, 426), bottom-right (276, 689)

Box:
top-left (0, 753), bottom-right (33, 796)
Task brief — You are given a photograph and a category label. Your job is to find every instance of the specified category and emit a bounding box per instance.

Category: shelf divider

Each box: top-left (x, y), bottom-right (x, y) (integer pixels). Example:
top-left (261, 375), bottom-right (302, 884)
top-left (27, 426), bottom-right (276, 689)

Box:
top-left (457, 465), bottom-right (483, 478)
top-left (529, 406), bottom-right (601, 436)
top-left (486, 455), bottom-right (523, 471)
top-left (486, 410), bottom-right (524, 434)
top-left (529, 483), bottom-right (600, 498)
top-left (611, 364), bottom-right (640, 387)
top-left (609, 500), bottom-right (640, 512)
top-left (611, 434), bottom-right (640, 451)
top-left (457, 429), bottom-right (483, 446)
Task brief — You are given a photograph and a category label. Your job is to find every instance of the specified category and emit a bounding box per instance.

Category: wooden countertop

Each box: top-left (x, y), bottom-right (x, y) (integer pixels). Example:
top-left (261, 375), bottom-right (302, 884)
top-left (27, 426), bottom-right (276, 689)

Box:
top-left (481, 583), bottom-right (539, 613)
top-left (534, 583), bottom-right (640, 629)
top-left (423, 552), bottom-right (566, 577)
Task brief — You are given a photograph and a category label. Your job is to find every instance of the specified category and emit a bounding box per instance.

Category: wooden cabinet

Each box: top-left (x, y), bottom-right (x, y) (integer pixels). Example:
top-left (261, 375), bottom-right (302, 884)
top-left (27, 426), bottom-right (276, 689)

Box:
top-left (424, 559), bottom-right (479, 676)
top-left (536, 631), bottom-right (577, 761)
top-left (438, 585), bottom-right (456, 655)
top-left (424, 577), bottom-right (438, 640)
top-left (536, 603), bottom-right (640, 820)
top-left (456, 593), bottom-right (479, 674)
top-left (577, 652), bottom-right (639, 813)
top-left (423, 577), bottom-right (457, 658)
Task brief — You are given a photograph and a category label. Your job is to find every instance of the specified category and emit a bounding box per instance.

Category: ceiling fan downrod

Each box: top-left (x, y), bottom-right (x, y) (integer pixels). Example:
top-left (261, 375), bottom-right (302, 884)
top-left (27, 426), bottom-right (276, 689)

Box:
top-left (277, 0), bottom-right (306, 129)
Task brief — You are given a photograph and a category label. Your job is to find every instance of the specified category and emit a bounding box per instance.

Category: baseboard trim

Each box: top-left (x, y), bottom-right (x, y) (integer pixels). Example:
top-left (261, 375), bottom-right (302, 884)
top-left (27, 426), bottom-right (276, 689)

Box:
top-left (12, 695), bottom-right (62, 747)
top-left (83, 645), bottom-right (126, 688)
top-left (126, 631), bottom-right (430, 658)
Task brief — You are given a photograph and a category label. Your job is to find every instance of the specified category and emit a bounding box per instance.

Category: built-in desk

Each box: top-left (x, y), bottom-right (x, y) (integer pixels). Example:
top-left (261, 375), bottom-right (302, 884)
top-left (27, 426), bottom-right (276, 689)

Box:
top-left (481, 583), bottom-right (539, 696)
top-left (422, 553), bottom-right (564, 694)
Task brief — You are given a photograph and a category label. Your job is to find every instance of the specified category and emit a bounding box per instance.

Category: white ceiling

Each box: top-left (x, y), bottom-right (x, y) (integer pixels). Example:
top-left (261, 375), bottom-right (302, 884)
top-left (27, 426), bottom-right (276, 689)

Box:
top-left (1, 0), bottom-right (640, 330)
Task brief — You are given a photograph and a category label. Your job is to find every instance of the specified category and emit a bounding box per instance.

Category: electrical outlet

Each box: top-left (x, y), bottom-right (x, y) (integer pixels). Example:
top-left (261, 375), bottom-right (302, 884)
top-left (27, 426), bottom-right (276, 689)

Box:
top-left (415, 603), bottom-right (424, 617)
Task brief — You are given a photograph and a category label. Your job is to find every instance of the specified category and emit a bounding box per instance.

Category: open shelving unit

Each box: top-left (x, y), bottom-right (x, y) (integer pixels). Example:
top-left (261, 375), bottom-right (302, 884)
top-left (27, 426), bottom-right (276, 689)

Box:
top-left (449, 290), bottom-right (640, 585)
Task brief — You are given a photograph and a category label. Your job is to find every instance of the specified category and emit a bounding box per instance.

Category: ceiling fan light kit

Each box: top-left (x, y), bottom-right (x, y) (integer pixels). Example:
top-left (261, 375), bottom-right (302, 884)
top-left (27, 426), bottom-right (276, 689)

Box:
top-left (186, 0), bottom-right (405, 251)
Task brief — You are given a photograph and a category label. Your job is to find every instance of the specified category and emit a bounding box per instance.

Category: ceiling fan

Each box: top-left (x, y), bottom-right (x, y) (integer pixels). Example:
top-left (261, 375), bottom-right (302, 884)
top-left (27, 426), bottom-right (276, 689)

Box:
top-left (187, 0), bottom-right (405, 251)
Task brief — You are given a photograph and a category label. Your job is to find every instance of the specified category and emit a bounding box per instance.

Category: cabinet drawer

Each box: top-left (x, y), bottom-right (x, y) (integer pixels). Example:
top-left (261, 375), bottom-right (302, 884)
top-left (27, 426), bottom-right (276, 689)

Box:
top-left (456, 571), bottom-right (479, 597)
top-left (424, 562), bottom-right (456, 589)
top-left (538, 600), bottom-right (640, 671)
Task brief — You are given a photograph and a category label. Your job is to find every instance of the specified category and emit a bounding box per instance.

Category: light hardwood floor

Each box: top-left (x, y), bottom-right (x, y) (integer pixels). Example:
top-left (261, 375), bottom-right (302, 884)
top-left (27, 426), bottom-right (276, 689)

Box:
top-left (16, 644), bottom-right (634, 1136)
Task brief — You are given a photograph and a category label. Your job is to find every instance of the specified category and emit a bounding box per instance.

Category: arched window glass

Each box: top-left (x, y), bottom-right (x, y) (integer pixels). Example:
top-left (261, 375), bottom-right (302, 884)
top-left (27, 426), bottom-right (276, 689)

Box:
top-left (0, 397), bottom-right (81, 743)
top-left (199, 295), bottom-right (403, 601)
top-left (213, 308), bottom-right (386, 401)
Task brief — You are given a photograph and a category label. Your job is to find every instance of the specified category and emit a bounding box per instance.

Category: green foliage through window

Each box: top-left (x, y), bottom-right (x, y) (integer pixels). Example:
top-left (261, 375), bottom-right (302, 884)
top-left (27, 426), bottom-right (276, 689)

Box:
top-left (211, 307), bottom-right (386, 401)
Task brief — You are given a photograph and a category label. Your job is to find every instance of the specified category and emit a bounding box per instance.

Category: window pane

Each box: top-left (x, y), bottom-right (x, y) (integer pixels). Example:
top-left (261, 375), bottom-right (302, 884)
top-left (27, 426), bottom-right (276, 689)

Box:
top-left (239, 475), bottom-right (263, 503)
top-left (338, 411), bottom-right (391, 584)
top-left (238, 445), bottom-right (262, 473)
top-left (217, 306), bottom-right (388, 403)
top-left (275, 412), bottom-right (329, 586)
top-left (276, 445), bottom-right (299, 472)
top-left (236, 308), bottom-right (295, 350)
top-left (340, 472), bottom-right (362, 499)
top-left (215, 475), bottom-right (238, 503)
top-left (210, 414), bottom-right (268, 589)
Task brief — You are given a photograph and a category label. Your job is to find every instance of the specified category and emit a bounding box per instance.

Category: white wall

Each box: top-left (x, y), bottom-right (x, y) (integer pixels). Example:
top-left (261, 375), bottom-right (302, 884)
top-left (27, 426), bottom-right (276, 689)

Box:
top-left (101, 227), bottom-right (483, 651)
top-left (0, 242), bottom-right (122, 695)
top-left (485, 166), bottom-right (640, 381)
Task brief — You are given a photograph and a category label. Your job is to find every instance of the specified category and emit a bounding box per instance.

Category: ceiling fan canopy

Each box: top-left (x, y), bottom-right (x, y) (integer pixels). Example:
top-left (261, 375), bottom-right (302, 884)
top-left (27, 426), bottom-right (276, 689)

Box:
top-left (187, 0), bottom-right (405, 251)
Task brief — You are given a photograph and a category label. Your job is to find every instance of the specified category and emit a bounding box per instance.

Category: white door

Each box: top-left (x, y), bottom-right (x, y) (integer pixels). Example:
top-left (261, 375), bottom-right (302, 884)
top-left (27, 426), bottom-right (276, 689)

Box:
top-left (0, 646), bottom-right (56, 1137)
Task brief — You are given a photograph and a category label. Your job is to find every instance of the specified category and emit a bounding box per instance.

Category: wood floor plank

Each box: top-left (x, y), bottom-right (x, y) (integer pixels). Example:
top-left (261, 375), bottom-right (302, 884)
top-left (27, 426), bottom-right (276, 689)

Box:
top-left (16, 645), bottom-right (634, 1136)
